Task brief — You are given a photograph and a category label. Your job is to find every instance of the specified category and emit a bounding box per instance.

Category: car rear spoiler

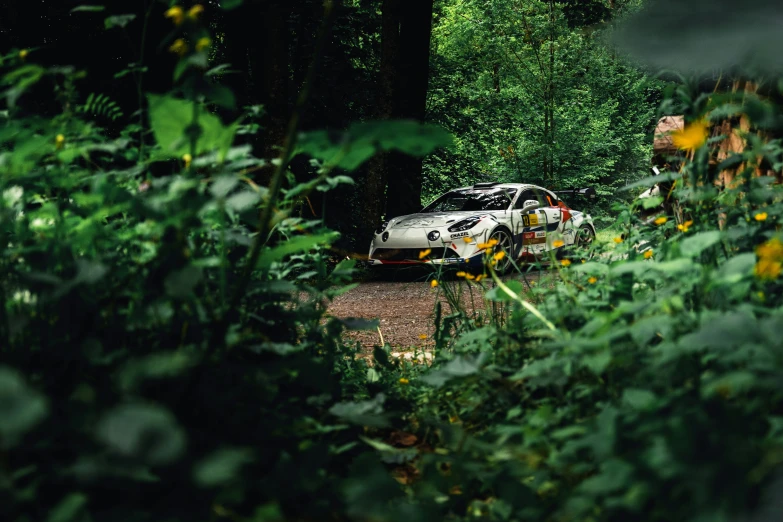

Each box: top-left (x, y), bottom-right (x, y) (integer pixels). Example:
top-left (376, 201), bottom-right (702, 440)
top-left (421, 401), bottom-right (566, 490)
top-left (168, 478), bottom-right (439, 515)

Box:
top-left (553, 187), bottom-right (597, 200)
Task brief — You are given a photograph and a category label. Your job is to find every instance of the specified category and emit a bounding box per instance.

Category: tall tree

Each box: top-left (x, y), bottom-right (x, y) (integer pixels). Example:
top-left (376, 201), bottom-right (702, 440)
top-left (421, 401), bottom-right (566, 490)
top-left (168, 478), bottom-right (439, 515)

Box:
top-left (384, 0), bottom-right (435, 218)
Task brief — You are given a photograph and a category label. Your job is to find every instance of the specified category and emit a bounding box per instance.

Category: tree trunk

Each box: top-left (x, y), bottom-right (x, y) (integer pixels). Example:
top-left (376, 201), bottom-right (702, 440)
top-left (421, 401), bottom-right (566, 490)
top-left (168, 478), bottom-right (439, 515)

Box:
top-left (384, 0), bottom-right (435, 218)
top-left (359, 0), bottom-right (401, 235)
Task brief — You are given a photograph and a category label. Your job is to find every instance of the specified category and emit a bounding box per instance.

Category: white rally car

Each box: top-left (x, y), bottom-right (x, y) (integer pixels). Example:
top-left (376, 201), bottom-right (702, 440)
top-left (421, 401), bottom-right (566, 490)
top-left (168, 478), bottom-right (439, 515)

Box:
top-left (368, 182), bottom-right (597, 271)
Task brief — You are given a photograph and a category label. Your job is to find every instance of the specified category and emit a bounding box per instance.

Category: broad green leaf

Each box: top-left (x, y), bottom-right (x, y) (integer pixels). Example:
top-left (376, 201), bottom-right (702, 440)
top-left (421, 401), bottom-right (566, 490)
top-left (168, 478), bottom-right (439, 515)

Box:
top-left (680, 231), bottom-right (722, 257)
top-left (257, 232), bottom-right (340, 271)
top-left (104, 14), bottom-right (136, 29)
top-left (613, 0), bottom-right (783, 76)
top-left (220, 0), bottom-right (244, 9)
top-left (96, 404), bottom-right (186, 465)
top-left (329, 393), bottom-right (389, 428)
top-left (70, 5), bottom-right (105, 12)
top-left (622, 388), bottom-right (657, 410)
top-left (420, 354), bottom-right (486, 387)
top-left (485, 280), bottom-right (525, 301)
top-left (702, 371), bottom-right (757, 399)
top-left (366, 368), bottom-right (380, 383)
top-left (641, 196), bottom-right (664, 209)
top-left (47, 493), bottom-right (88, 522)
top-left (147, 94), bottom-right (237, 161)
top-left (194, 448), bottom-right (254, 487)
top-left (0, 367), bottom-right (48, 444)
top-left (295, 120), bottom-right (454, 171)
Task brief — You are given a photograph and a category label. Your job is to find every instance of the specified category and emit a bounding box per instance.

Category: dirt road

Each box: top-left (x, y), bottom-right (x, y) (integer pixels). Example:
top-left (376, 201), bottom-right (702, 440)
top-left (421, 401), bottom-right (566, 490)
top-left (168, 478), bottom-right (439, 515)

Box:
top-left (325, 270), bottom-right (546, 351)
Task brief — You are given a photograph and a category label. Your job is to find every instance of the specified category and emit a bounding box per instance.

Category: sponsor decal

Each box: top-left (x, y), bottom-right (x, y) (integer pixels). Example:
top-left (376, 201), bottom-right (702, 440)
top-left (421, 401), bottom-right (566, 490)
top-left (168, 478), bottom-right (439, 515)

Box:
top-left (522, 213), bottom-right (540, 227)
top-left (535, 231), bottom-right (546, 238)
top-left (450, 231), bottom-right (469, 238)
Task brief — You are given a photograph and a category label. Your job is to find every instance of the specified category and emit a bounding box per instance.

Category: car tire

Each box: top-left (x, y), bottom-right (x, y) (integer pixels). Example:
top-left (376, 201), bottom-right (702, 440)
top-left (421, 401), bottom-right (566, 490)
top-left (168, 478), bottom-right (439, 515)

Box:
top-left (568, 225), bottom-right (596, 260)
top-left (489, 228), bottom-right (514, 273)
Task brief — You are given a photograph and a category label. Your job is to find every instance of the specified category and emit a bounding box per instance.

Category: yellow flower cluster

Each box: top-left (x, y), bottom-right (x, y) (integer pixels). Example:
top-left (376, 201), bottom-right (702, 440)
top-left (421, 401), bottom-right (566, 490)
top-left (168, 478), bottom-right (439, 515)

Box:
top-left (671, 120), bottom-right (710, 152)
top-left (456, 271), bottom-right (483, 282)
top-left (553, 239), bottom-right (565, 248)
top-left (654, 216), bottom-right (667, 226)
top-left (677, 220), bottom-right (693, 233)
top-left (755, 238), bottom-right (783, 281)
top-left (560, 259), bottom-right (571, 267)
top-left (477, 238), bottom-right (499, 250)
top-left (613, 237), bottom-right (623, 244)
top-left (165, 4), bottom-right (204, 25)
top-left (430, 279), bottom-right (438, 288)
top-left (588, 276), bottom-right (597, 284)
top-left (419, 248), bottom-right (431, 259)
top-left (755, 212), bottom-right (768, 222)
top-left (644, 249), bottom-right (654, 259)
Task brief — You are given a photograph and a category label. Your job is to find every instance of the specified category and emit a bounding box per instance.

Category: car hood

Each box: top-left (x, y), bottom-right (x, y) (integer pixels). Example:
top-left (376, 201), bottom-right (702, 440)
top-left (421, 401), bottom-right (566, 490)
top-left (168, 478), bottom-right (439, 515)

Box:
top-left (389, 211), bottom-right (497, 229)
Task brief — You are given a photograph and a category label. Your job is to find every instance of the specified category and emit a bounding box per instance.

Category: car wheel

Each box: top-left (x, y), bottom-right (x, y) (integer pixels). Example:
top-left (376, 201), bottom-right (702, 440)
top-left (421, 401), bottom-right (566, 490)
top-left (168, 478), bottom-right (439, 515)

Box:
top-left (572, 225), bottom-right (596, 260)
top-left (489, 228), bottom-right (514, 273)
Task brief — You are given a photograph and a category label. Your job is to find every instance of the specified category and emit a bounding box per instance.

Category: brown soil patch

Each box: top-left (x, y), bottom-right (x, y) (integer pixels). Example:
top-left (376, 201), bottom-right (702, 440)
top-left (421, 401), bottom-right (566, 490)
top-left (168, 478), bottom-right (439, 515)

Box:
top-left (325, 271), bottom-right (547, 351)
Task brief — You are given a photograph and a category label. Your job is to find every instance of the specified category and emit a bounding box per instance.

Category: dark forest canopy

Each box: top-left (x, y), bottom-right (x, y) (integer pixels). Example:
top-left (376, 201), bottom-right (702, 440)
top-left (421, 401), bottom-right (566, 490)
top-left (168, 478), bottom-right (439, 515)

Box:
top-left (0, 0), bottom-right (660, 247)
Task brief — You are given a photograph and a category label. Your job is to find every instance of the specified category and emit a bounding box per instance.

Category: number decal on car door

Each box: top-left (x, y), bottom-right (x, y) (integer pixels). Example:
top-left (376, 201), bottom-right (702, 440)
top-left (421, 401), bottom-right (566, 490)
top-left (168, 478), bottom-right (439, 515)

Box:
top-left (522, 213), bottom-right (539, 227)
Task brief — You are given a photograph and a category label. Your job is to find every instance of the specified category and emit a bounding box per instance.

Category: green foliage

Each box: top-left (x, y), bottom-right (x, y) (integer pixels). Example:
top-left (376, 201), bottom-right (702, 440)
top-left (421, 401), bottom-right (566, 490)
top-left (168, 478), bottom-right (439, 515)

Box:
top-left (424, 0), bottom-right (660, 211)
top-left (0, 12), bottom-right (435, 522)
top-left (348, 80), bottom-right (783, 522)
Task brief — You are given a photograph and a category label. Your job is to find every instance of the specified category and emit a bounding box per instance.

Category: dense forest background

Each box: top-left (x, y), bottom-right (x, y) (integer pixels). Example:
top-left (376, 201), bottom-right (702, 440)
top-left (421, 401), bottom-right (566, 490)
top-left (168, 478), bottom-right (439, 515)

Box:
top-left (0, 0), bottom-right (661, 248)
top-left (5, 1), bottom-right (783, 522)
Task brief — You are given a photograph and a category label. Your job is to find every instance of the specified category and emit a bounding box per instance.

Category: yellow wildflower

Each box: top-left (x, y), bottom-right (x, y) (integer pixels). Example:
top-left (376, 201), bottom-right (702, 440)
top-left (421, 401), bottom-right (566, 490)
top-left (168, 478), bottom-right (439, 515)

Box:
top-left (419, 248), bottom-right (431, 259)
top-left (182, 153), bottom-right (192, 169)
top-left (487, 238), bottom-right (499, 247)
top-left (754, 257), bottom-right (782, 281)
top-left (18, 49), bottom-right (28, 60)
top-left (654, 216), bottom-right (667, 226)
top-left (164, 5), bottom-right (185, 25)
top-left (477, 238), bottom-right (499, 250)
top-left (462, 236), bottom-right (473, 243)
top-left (475, 274), bottom-right (484, 282)
top-left (671, 120), bottom-right (710, 152)
top-left (465, 273), bottom-right (476, 280)
top-left (644, 249), bottom-right (654, 259)
top-left (55, 134), bottom-right (65, 150)
top-left (588, 276), bottom-right (597, 284)
top-left (456, 271), bottom-right (467, 278)
top-left (169, 38), bottom-right (188, 56)
top-left (613, 237), bottom-right (623, 244)
top-left (756, 238), bottom-right (783, 261)
top-left (677, 220), bottom-right (693, 233)
top-left (561, 259), bottom-right (571, 267)
top-left (553, 239), bottom-right (565, 248)
top-left (399, 378), bottom-right (409, 385)
top-left (418, 334), bottom-right (427, 340)
top-left (195, 37), bottom-right (211, 52)
top-left (430, 279), bottom-right (438, 288)
top-left (755, 238), bottom-right (783, 281)
top-left (493, 251), bottom-right (506, 261)
top-left (187, 4), bottom-right (204, 20)
top-left (755, 212), bottom-right (768, 222)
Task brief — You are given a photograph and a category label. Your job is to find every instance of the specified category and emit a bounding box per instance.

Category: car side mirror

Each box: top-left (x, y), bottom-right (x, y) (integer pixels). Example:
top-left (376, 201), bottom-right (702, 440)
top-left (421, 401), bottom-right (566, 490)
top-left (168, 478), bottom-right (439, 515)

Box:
top-left (523, 199), bottom-right (540, 209)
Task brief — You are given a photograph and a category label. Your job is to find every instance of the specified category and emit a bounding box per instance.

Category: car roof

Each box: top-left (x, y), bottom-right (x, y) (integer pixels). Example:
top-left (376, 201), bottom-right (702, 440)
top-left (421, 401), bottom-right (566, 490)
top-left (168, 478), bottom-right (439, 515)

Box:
top-left (452, 183), bottom-right (550, 192)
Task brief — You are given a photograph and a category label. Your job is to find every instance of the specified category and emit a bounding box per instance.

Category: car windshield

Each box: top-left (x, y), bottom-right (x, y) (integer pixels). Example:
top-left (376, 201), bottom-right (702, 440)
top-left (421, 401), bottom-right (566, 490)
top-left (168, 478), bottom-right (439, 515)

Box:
top-left (422, 188), bottom-right (517, 213)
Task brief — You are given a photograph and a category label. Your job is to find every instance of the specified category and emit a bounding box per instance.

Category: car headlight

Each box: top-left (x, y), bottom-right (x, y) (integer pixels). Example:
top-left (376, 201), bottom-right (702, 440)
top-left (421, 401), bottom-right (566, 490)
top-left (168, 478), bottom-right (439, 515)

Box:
top-left (448, 216), bottom-right (481, 232)
top-left (375, 221), bottom-right (389, 235)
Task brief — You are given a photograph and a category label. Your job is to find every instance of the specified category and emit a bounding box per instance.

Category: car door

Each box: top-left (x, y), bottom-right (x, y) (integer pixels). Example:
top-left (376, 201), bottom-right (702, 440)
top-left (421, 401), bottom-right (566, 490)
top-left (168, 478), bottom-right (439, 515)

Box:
top-left (513, 188), bottom-right (563, 255)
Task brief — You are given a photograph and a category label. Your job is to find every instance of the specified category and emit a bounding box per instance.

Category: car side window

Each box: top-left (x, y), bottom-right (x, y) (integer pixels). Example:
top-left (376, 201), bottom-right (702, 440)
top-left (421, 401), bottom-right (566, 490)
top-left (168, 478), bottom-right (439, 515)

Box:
top-left (515, 190), bottom-right (535, 209)
top-left (515, 189), bottom-right (551, 209)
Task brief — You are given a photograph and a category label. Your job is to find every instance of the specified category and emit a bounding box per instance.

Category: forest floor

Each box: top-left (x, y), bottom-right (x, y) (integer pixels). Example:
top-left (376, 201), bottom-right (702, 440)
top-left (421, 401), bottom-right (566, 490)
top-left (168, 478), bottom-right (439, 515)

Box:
top-left (325, 267), bottom-right (552, 355)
